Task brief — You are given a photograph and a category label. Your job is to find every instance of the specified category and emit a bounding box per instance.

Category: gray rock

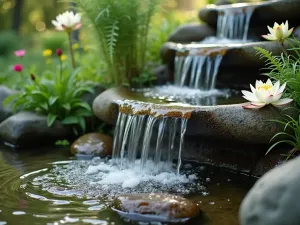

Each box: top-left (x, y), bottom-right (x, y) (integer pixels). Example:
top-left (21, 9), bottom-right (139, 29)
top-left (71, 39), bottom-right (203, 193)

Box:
top-left (0, 85), bottom-right (17, 122)
top-left (93, 87), bottom-right (292, 145)
top-left (168, 24), bottom-right (216, 43)
top-left (112, 193), bottom-right (201, 222)
top-left (294, 26), bottom-right (300, 38)
top-left (81, 84), bottom-right (106, 106)
top-left (151, 64), bottom-right (170, 85)
top-left (0, 112), bottom-right (72, 147)
top-left (240, 156), bottom-right (300, 225)
top-left (93, 87), bottom-right (133, 124)
top-left (199, 0), bottom-right (300, 28)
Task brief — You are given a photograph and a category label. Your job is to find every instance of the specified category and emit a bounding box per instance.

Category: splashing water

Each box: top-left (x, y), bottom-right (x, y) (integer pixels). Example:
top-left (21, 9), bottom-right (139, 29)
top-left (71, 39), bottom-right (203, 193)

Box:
top-left (112, 112), bottom-right (189, 175)
top-left (217, 6), bottom-right (255, 40)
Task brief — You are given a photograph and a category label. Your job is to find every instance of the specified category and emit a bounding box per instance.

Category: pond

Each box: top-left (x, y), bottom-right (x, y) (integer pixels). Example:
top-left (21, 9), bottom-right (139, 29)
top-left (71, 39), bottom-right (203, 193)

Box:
top-left (0, 146), bottom-right (255, 225)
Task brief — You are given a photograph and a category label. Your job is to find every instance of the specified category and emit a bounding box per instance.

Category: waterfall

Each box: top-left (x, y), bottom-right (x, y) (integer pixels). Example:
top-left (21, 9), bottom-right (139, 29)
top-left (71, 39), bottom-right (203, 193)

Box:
top-left (174, 53), bottom-right (223, 90)
top-left (112, 112), bottom-right (188, 175)
top-left (217, 6), bottom-right (255, 40)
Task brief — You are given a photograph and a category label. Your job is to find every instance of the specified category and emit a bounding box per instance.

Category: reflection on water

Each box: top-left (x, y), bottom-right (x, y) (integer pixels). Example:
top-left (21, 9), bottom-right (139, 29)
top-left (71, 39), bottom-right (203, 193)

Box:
top-left (0, 146), bottom-right (255, 225)
top-left (140, 85), bottom-right (243, 106)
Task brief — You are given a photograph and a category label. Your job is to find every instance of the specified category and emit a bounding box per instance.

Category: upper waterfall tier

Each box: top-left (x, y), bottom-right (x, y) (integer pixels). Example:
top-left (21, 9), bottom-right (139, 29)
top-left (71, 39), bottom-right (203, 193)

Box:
top-left (199, 0), bottom-right (300, 29)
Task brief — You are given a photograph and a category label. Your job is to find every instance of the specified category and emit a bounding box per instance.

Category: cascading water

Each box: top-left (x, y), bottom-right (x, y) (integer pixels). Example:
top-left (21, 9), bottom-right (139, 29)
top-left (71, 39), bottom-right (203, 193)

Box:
top-left (111, 100), bottom-right (193, 175)
top-left (174, 4), bottom-right (256, 90)
top-left (217, 6), bottom-right (255, 40)
top-left (174, 52), bottom-right (224, 90)
top-left (112, 112), bottom-right (188, 175)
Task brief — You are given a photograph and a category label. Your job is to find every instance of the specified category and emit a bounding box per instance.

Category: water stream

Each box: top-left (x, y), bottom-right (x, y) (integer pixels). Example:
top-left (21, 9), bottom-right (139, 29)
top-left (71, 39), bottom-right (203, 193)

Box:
top-left (217, 6), bottom-right (255, 40)
top-left (112, 112), bottom-right (188, 175)
top-left (173, 4), bottom-right (255, 90)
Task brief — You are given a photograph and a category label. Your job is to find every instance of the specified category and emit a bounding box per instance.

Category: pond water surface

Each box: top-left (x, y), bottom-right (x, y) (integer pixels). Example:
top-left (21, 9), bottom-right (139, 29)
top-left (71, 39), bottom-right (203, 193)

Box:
top-left (0, 146), bottom-right (255, 225)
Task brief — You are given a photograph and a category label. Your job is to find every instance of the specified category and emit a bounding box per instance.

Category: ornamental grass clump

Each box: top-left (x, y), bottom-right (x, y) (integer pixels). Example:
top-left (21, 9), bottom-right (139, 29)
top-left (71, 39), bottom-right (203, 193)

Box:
top-left (70, 0), bottom-right (160, 87)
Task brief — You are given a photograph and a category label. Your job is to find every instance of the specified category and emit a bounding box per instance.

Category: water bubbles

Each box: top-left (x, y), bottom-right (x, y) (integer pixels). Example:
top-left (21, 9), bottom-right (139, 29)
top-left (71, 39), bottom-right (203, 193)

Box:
top-left (82, 219), bottom-right (108, 225)
top-left (209, 202), bottom-right (215, 205)
top-left (206, 178), bottom-right (211, 182)
top-left (0, 222), bottom-right (7, 225)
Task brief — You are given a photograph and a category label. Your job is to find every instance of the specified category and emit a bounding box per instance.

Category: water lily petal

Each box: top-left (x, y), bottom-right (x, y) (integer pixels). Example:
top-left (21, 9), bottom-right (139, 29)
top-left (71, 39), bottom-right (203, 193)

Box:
top-left (243, 103), bottom-right (266, 109)
top-left (271, 98), bottom-right (293, 107)
top-left (273, 80), bottom-right (280, 95)
top-left (242, 90), bottom-right (259, 102)
top-left (262, 34), bottom-right (277, 41)
top-left (278, 82), bottom-right (287, 93)
top-left (250, 84), bottom-right (256, 93)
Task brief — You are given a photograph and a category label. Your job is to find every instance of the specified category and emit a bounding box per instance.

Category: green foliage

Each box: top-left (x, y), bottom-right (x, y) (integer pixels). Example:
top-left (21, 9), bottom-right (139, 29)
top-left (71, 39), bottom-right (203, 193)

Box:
top-left (4, 67), bottom-right (94, 135)
top-left (55, 139), bottom-right (70, 146)
top-left (0, 30), bottom-right (21, 56)
top-left (147, 12), bottom-right (182, 63)
top-left (255, 41), bottom-right (300, 107)
top-left (71, 0), bottom-right (160, 87)
top-left (41, 32), bottom-right (68, 51)
top-left (267, 113), bottom-right (300, 160)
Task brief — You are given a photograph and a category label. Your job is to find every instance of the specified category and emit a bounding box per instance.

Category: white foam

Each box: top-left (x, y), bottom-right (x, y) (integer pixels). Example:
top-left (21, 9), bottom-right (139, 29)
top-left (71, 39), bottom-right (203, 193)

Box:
top-left (85, 159), bottom-right (191, 189)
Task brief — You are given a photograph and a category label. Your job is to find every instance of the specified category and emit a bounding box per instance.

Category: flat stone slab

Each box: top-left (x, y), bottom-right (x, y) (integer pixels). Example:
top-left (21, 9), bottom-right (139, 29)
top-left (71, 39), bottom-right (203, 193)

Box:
top-left (161, 41), bottom-right (289, 69)
top-left (199, 0), bottom-right (300, 28)
top-left (0, 112), bottom-right (72, 147)
top-left (93, 87), bottom-right (289, 145)
top-left (168, 24), bottom-right (216, 43)
top-left (240, 156), bottom-right (300, 225)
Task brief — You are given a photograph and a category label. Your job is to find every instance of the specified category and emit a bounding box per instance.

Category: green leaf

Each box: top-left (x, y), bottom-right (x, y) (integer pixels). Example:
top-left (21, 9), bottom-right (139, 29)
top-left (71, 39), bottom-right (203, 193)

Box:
top-left (78, 116), bottom-right (86, 132)
top-left (47, 114), bottom-right (57, 127)
top-left (73, 102), bottom-right (92, 112)
top-left (3, 94), bottom-right (19, 107)
top-left (62, 116), bottom-right (79, 125)
top-left (62, 103), bottom-right (71, 112)
top-left (55, 139), bottom-right (70, 146)
top-left (49, 96), bottom-right (59, 106)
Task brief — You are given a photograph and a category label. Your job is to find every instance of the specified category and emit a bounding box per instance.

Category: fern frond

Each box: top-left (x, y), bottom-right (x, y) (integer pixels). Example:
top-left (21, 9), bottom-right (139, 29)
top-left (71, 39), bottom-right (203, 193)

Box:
top-left (255, 46), bottom-right (284, 75)
top-left (105, 20), bottom-right (119, 62)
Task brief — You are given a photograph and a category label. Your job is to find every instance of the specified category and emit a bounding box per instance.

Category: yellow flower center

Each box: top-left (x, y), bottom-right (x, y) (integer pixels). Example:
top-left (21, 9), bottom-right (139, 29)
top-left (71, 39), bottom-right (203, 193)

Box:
top-left (257, 84), bottom-right (272, 91)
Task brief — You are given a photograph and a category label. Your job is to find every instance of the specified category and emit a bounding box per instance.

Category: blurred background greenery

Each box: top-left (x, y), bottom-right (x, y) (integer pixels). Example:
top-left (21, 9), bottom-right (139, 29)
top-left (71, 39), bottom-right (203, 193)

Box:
top-left (0, 0), bottom-right (209, 86)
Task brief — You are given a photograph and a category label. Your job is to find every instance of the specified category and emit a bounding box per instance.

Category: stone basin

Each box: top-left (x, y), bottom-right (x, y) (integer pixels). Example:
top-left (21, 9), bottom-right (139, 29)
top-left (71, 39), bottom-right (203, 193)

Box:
top-left (199, 0), bottom-right (300, 28)
top-left (93, 87), bottom-right (289, 145)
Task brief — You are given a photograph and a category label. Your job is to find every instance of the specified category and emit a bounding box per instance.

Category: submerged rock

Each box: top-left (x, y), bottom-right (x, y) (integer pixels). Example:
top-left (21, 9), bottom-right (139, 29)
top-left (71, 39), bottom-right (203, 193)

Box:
top-left (240, 156), bottom-right (300, 225)
top-left (0, 112), bottom-right (72, 147)
top-left (112, 193), bottom-right (201, 222)
top-left (70, 133), bottom-right (113, 157)
top-left (0, 85), bottom-right (17, 123)
top-left (168, 24), bottom-right (216, 43)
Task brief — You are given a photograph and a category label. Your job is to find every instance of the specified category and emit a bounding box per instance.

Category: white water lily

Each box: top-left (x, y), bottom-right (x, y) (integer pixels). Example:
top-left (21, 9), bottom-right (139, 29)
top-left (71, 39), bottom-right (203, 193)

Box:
top-left (242, 79), bottom-right (293, 109)
top-left (262, 21), bottom-right (294, 42)
top-left (52, 11), bottom-right (81, 32)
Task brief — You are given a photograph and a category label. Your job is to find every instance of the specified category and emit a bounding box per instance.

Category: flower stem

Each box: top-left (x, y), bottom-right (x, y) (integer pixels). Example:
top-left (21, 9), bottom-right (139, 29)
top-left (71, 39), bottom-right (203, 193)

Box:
top-left (59, 58), bottom-right (62, 83)
top-left (280, 41), bottom-right (288, 58)
top-left (68, 32), bottom-right (76, 69)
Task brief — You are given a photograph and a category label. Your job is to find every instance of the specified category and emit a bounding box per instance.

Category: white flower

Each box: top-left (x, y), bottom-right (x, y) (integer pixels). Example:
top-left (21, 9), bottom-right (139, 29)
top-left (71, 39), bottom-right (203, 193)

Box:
top-left (262, 21), bottom-right (294, 42)
top-left (242, 79), bottom-right (293, 109)
top-left (52, 11), bottom-right (81, 32)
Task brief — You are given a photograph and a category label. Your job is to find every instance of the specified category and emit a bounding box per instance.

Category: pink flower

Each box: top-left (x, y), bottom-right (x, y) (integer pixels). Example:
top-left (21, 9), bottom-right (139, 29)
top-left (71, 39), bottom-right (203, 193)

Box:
top-left (15, 50), bottom-right (26, 57)
top-left (56, 48), bottom-right (63, 56)
top-left (13, 64), bottom-right (23, 72)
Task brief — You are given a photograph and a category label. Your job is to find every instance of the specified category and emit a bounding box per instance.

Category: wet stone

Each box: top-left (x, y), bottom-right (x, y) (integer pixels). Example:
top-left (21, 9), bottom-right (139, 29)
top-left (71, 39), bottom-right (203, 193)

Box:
top-left (70, 133), bottom-right (113, 157)
top-left (112, 193), bottom-right (201, 222)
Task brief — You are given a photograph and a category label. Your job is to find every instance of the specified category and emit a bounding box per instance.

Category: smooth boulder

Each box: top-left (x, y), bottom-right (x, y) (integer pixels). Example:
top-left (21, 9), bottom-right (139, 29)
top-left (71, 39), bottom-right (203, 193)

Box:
top-left (0, 112), bottom-right (72, 147)
top-left (240, 156), bottom-right (300, 225)
top-left (0, 85), bottom-right (17, 123)
top-left (112, 193), bottom-right (201, 222)
top-left (70, 133), bottom-right (113, 157)
top-left (199, 0), bottom-right (300, 28)
top-left (168, 24), bottom-right (216, 43)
